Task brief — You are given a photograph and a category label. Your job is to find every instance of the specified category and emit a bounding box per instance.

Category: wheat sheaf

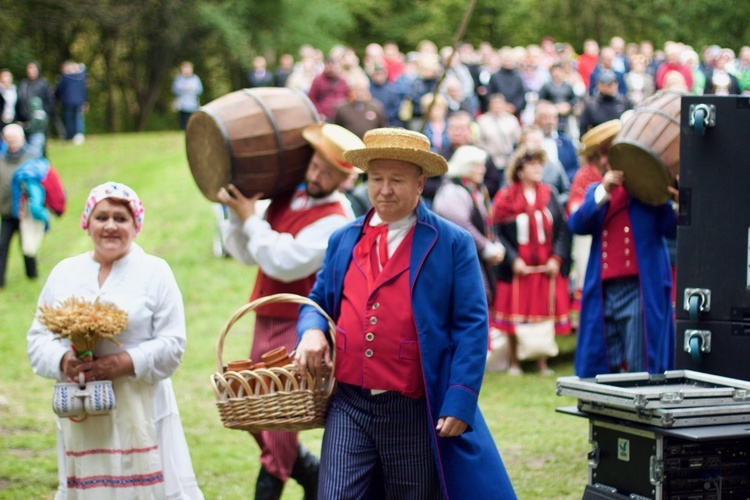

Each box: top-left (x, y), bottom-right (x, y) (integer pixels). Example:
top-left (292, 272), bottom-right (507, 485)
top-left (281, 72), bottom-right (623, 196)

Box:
top-left (37, 296), bottom-right (127, 359)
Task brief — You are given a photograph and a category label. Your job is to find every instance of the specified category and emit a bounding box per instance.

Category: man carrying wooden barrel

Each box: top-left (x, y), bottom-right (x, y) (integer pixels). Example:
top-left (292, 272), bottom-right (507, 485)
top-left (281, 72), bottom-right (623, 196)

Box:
top-left (568, 132), bottom-right (678, 378)
top-left (217, 123), bottom-right (364, 500)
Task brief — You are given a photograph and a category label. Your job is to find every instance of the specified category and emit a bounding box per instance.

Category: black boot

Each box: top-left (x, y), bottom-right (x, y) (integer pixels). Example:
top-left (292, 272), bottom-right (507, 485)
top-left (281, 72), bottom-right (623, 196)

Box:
top-left (290, 444), bottom-right (319, 500)
top-left (254, 466), bottom-right (284, 500)
top-left (24, 256), bottom-right (37, 280)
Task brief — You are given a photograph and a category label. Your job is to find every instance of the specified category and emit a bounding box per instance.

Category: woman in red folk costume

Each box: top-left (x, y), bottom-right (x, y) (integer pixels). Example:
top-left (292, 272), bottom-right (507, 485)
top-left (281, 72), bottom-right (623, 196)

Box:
top-left (492, 146), bottom-right (571, 375)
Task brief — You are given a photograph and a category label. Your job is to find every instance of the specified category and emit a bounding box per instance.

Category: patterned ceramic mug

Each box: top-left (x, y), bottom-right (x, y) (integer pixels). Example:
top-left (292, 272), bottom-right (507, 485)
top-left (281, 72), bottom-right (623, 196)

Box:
top-left (83, 380), bottom-right (116, 416)
top-left (52, 382), bottom-right (85, 419)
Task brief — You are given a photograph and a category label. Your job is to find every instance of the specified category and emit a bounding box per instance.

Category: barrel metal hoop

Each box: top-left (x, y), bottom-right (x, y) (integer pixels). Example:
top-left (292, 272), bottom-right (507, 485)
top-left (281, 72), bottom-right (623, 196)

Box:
top-left (288, 87), bottom-right (321, 123)
top-left (631, 107), bottom-right (680, 126)
top-left (243, 89), bottom-right (287, 196)
top-left (199, 106), bottom-right (235, 184)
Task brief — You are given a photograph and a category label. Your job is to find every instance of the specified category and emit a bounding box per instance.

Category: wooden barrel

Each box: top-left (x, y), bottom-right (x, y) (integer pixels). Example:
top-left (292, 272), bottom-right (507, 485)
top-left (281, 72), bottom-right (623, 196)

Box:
top-left (185, 87), bottom-right (320, 202)
top-left (608, 90), bottom-right (685, 206)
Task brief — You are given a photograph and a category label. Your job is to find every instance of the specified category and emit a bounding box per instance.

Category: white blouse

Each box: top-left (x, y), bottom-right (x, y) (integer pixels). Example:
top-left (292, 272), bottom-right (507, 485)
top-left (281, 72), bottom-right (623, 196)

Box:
top-left (220, 189), bottom-right (352, 282)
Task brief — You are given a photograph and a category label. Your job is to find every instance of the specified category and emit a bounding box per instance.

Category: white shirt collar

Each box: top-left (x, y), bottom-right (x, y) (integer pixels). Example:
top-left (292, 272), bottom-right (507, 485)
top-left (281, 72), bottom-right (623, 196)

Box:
top-left (368, 211), bottom-right (417, 259)
top-left (369, 211), bottom-right (417, 230)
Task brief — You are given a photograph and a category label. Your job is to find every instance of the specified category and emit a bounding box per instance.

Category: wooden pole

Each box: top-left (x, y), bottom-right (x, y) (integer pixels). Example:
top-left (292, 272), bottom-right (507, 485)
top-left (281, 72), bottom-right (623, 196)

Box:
top-left (419, 0), bottom-right (479, 134)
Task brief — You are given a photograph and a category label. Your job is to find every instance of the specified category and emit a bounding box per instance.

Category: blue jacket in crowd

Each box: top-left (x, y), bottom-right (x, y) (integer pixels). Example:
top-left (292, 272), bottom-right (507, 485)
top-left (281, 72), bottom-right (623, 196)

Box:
top-left (55, 69), bottom-right (88, 107)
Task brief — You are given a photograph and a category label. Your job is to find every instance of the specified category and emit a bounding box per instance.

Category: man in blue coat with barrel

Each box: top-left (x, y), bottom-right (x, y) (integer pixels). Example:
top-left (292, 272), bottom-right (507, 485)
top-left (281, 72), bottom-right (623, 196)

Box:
top-left (568, 166), bottom-right (677, 378)
top-left (294, 127), bottom-right (516, 499)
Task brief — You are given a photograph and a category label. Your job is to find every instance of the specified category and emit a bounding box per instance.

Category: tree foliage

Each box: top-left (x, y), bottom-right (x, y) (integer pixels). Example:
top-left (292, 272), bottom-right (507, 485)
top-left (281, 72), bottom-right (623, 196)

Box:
top-left (2, 0), bottom-right (748, 132)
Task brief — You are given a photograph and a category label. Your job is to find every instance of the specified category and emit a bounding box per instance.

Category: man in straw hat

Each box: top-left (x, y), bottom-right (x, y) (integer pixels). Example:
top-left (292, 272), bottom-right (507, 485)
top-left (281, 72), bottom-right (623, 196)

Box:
top-left (217, 123), bottom-right (364, 499)
top-left (568, 118), bottom-right (678, 378)
top-left (568, 119), bottom-right (622, 214)
top-left (293, 128), bottom-right (516, 498)
top-left (566, 119), bottom-right (621, 329)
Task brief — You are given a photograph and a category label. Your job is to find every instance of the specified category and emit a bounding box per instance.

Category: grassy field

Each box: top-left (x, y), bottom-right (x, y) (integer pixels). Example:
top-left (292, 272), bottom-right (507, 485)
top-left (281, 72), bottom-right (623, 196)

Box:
top-left (0, 132), bottom-right (589, 498)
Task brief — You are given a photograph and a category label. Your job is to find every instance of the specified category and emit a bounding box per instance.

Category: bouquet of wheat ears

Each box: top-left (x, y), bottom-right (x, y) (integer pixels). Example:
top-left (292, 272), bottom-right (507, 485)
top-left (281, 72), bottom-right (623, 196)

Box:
top-left (37, 296), bottom-right (128, 361)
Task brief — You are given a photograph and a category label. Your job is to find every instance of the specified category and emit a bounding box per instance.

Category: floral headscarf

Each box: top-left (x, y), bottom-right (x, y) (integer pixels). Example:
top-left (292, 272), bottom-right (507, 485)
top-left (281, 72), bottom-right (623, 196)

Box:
top-left (80, 182), bottom-right (145, 234)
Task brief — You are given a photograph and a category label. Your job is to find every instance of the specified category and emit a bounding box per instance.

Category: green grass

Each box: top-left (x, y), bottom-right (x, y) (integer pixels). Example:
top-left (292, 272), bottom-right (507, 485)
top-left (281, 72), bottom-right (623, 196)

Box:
top-left (0, 132), bottom-right (589, 498)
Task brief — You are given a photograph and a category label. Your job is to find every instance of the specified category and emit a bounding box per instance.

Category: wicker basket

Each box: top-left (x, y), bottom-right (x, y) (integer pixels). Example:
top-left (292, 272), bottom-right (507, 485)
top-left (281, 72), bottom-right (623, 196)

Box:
top-left (211, 293), bottom-right (336, 433)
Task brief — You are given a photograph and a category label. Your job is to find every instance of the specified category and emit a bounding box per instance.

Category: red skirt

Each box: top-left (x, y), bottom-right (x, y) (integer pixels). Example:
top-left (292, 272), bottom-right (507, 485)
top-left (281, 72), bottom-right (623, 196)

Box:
top-left (492, 272), bottom-right (571, 335)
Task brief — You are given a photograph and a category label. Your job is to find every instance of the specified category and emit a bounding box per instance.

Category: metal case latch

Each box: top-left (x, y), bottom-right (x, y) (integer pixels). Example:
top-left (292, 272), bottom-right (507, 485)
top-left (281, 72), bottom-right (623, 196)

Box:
top-left (649, 455), bottom-right (664, 485)
top-left (659, 391), bottom-right (685, 404)
top-left (588, 440), bottom-right (600, 469)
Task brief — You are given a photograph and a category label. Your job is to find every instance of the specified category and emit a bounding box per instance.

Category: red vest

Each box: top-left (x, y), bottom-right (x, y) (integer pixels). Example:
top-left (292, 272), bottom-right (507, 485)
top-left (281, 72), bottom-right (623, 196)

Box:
top-left (601, 186), bottom-right (639, 280)
top-left (251, 191), bottom-right (348, 319)
top-left (335, 225), bottom-right (424, 398)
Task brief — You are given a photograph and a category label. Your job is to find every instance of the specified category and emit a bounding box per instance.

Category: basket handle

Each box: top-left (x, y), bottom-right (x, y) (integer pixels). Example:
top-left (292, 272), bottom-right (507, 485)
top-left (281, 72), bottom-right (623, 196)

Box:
top-left (215, 293), bottom-right (337, 373)
top-left (211, 372), bottom-right (233, 401)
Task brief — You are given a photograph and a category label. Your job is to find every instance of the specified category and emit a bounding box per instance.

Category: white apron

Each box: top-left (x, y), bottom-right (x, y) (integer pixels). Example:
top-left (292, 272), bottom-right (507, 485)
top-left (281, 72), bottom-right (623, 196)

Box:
top-left (60, 378), bottom-right (165, 499)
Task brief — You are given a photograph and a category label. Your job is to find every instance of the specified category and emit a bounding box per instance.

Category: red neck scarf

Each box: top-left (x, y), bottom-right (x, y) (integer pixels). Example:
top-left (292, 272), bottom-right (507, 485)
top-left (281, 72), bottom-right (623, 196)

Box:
top-left (493, 181), bottom-right (551, 225)
top-left (354, 217), bottom-right (390, 290)
top-left (493, 181), bottom-right (554, 265)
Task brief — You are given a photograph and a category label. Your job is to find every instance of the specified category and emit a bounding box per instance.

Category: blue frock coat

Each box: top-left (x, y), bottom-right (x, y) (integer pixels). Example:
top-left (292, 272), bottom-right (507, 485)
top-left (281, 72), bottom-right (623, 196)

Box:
top-left (568, 184), bottom-right (677, 378)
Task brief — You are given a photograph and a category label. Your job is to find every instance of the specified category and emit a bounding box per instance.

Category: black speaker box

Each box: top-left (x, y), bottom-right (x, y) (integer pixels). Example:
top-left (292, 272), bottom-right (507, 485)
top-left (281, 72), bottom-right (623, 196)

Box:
top-left (675, 95), bottom-right (750, 379)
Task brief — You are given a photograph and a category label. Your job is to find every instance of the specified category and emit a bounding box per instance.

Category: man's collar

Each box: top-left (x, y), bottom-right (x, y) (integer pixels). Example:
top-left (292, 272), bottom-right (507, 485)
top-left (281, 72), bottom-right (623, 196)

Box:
top-left (369, 211), bottom-right (417, 229)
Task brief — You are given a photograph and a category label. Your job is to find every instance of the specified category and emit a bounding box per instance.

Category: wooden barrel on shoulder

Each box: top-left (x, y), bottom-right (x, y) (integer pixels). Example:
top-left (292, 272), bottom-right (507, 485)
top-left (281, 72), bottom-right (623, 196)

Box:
top-left (185, 87), bottom-right (320, 202)
top-left (608, 90), bottom-right (685, 206)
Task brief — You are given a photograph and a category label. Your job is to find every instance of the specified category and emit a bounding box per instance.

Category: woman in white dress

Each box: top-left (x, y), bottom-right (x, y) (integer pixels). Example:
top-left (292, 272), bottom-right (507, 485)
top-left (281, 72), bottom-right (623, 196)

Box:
top-left (27, 181), bottom-right (203, 500)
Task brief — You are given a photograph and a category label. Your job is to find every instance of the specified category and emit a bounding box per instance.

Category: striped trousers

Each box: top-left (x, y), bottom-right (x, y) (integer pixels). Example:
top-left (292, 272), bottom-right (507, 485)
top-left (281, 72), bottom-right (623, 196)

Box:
top-left (602, 276), bottom-right (646, 373)
top-left (319, 383), bottom-right (443, 499)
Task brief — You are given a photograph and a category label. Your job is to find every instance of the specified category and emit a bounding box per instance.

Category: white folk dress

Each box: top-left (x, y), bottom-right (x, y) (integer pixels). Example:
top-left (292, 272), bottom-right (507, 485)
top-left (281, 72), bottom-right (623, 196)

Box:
top-left (27, 243), bottom-right (203, 499)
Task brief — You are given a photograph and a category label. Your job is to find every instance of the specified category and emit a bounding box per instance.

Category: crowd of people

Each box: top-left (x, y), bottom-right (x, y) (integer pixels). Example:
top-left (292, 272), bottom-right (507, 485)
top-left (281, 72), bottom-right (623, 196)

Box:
top-left (0, 59), bottom-right (87, 290)
top-left (12, 34), bottom-right (742, 498)
top-left (190, 35), bottom-right (705, 378)
top-left (197, 35), bottom-right (690, 498)
top-left (1, 60), bottom-right (88, 148)
top-left (203, 37), bottom-right (750, 145)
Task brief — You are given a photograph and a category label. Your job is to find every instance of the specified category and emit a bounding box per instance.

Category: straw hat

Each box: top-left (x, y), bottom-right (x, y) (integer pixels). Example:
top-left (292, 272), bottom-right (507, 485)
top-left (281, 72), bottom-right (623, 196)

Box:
top-left (579, 119), bottom-right (622, 157)
top-left (344, 128), bottom-right (448, 177)
top-left (301, 123), bottom-right (365, 174)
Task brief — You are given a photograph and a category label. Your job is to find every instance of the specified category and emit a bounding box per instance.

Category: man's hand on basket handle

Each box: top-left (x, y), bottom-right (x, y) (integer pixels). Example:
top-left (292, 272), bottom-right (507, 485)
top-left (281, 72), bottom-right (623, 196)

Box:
top-left (293, 328), bottom-right (331, 378)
